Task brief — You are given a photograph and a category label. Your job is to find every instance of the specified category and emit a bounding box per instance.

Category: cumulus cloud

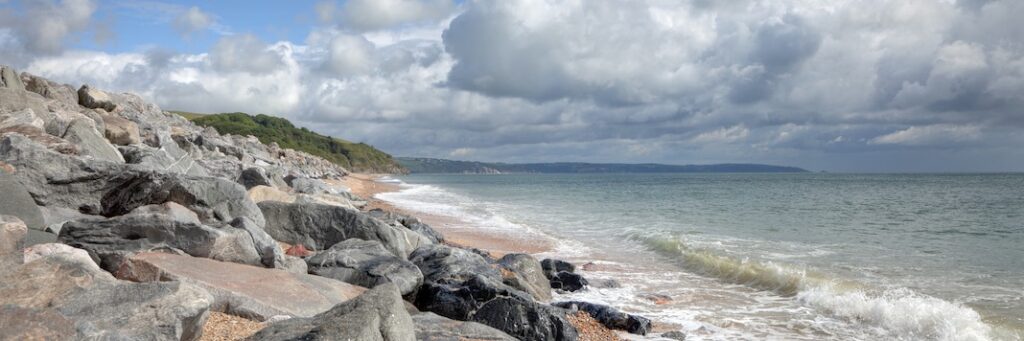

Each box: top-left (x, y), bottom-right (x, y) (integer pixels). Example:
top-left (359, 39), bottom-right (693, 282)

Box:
top-left (173, 6), bottom-right (213, 37)
top-left (0, 0), bottom-right (96, 63)
top-left (14, 0), bottom-right (1024, 171)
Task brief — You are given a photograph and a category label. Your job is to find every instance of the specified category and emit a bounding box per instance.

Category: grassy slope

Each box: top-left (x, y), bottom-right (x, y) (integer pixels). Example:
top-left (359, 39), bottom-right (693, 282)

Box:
top-left (174, 111), bottom-right (405, 174)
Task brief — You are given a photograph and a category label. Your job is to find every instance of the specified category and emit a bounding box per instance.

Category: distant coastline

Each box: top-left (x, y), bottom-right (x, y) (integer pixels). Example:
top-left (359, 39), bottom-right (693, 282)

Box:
top-left (397, 157), bottom-right (809, 174)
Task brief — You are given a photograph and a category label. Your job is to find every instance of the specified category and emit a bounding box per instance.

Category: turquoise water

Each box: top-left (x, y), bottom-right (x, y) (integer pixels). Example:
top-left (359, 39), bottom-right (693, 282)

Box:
top-left (379, 173), bottom-right (1024, 340)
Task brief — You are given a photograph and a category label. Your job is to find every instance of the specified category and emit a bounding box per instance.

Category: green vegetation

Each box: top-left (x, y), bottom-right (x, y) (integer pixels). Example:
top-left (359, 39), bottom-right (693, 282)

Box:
top-left (168, 111), bottom-right (207, 120)
top-left (179, 112), bottom-right (405, 173)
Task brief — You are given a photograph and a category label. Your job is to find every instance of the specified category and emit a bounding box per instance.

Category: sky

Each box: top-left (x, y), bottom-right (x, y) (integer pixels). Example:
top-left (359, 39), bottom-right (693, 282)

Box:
top-left (1, 0), bottom-right (1023, 172)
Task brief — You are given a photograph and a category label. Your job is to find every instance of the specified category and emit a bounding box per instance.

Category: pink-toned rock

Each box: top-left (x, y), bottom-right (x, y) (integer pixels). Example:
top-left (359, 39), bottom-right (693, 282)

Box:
top-left (285, 244), bottom-right (311, 257)
top-left (0, 215), bottom-right (26, 255)
top-left (116, 252), bottom-right (366, 321)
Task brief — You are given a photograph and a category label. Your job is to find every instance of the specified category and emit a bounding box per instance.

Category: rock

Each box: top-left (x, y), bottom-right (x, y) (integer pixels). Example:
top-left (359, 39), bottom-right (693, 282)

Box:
top-left (591, 278), bottom-right (622, 289)
top-left (280, 254), bottom-right (309, 274)
top-left (62, 117), bottom-right (125, 162)
top-left (307, 239), bottom-right (424, 296)
top-left (249, 283), bottom-right (414, 341)
top-left (0, 82), bottom-right (49, 117)
top-left (58, 210), bottom-right (264, 270)
top-left (0, 65), bottom-right (25, 90)
top-left (498, 253), bottom-right (552, 301)
top-left (286, 176), bottom-right (330, 194)
top-left (0, 171), bottom-right (45, 230)
top-left (258, 201), bottom-right (429, 256)
top-left (129, 201), bottom-right (201, 224)
top-left (286, 244), bottom-right (312, 257)
top-left (21, 243), bottom-right (96, 267)
top-left (0, 250), bottom-right (213, 340)
top-left (230, 217), bottom-right (284, 268)
top-left (117, 252), bottom-right (368, 321)
top-left (661, 330), bottom-right (688, 340)
top-left (101, 114), bottom-right (141, 145)
top-left (248, 184), bottom-right (296, 203)
top-left (368, 209), bottom-right (445, 244)
top-left (410, 244), bottom-right (578, 341)
top-left (119, 143), bottom-right (207, 175)
top-left (101, 171), bottom-right (265, 227)
top-left (2, 123), bottom-right (80, 154)
top-left (0, 108), bottom-right (44, 130)
top-left (550, 271), bottom-right (588, 292)
top-left (295, 192), bottom-right (359, 210)
top-left (78, 84), bottom-right (117, 111)
top-left (412, 312), bottom-right (517, 341)
top-left (0, 215), bottom-right (27, 255)
top-left (20, 72), bottom-right (78, 105)
top-left (238, 167), bottom-right (274, 189)
top-left (541, 258), bottom-right (577, 278)
top-left (552, 301), bottom-right (652, 335)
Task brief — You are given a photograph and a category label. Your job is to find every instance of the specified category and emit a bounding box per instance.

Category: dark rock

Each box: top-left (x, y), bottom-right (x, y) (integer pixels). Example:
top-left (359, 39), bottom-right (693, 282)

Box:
top-left (412, 312), bottom-right (517, 341)
top-left (662, 330), bottom-right (688, 340)
top-left (237, 167), bottom-right (273, 189)
top-left (306, 239), bottom-right (423, 296)
top-left (249, 283), bottom-right (414, 341)
top-left (474, 296), bottom-right (579, 341)
top-left (552, 301), bottom-right (652, 335)
top-left (78, 84), bottom-right (117, 111)
top-left (258, 201), bottom-right (429, 256)
top-left (58, 210), bottom-right (263, 270)
top-left (100, 171), bottom-right (265, 227)
top-left (541, 258), bottom-right (577, 277)
top-left (410, 244), bottom-right (500, 284)
top-left (0, 171), bottom-right (45, 230)
top-left (550, 271), bottom-right (588, 292)
top-left (368, 208), bottom-right (444, 244)
top-left (498, 253), bottom-right (552, 301)
top-left (0, 250), bottom-right (212, 340)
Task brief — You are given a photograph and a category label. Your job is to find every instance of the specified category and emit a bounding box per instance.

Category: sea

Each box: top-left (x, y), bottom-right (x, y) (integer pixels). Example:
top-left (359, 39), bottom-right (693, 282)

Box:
top-left (375, 173), bottom-right (1024, 341)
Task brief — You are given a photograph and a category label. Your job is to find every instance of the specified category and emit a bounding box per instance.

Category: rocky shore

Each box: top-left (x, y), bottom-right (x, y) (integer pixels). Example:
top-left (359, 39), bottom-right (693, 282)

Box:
top-left (0, 65), bottom-right (656, 340)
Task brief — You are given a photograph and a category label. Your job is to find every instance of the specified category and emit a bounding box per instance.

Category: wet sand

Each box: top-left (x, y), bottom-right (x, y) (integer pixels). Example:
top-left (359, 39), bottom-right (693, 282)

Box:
top-left (335, 174), bottom-right (555, 258)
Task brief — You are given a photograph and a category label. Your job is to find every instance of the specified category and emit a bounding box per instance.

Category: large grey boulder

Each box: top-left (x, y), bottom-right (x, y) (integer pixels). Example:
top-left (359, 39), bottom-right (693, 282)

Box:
top-left (368, 209), bottom-right (444, 244)
top-left (100, 171), bottom-right (265, 227)
top-left (498, 253), bottom-right (552, 302)
top-left (307, 239), bottom-right (423, 296)
top-left (0, 215), bottom-right (27, 255)
top-left (0, 171), bottom-right (45, 230)
top-left (258, 201), bottom-right (429, 256)
top-left (62, 117), bottom-right (125, 162)
top-left (238, 167), bottom-right (274, 189)
top-left (58, 210), bottom-right (264, 270)
top-left (119, 143), bottom-right (207, 175)
top-left (249, 283), bottom-right (415, 341)
top-left (411, 312), bottom-right (517, 341)
top-left (409, 244), bottom-right (578, 341)
top-left (0, 108), bottom-right (44, 130)
top-left (101, 113), bottom-right (141, 145)
top-left (0, 250), bottom-right (213, 340)
top-left (0, 65), bottom-right (25, 90)
top-left (553, 301), bottom-right (652, 335)
top-left (287, 176), bottom-right (330, 194)
top-left (230, 216), bottom-right (285, 268)
top-left (78, 84), bottom-right (117, 111)
top-left (20, 72), bottom-right (78, 106)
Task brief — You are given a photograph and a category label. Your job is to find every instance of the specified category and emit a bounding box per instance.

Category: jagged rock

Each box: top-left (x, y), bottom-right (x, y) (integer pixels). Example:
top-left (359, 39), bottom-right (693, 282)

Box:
top-left (0, 65), bottom-right (25, 90)
top-left (238, 167), bottom-right (273, 189)
top-left (1, 123), bottom-right (80, 154)
top-left (116, 252), bottom-right (367, 321)
top-left (20, 72), bottom-right (78, 105)
top-left (307, 239), bottom-right (423, 296)
top-left (0, 215), bottom-right (27, 255)
top-left (258, 201), bottom-right (429, 256)
top-left (249, 283), bottom-right (414, 341)
top-left (21, 243), bottom-right (95, 266)
top-left (552, 301), bottom-right (652, 335)
top-left (119, 144), bottom-right (207, 175)
top-left (0, 171), bottom-right (45, 230)
top-left (0, 108), bottom-right (44, 130)
top-left (0, 250), bottom-right (213, 340)
top-left (550, 271), bottom-right (588, 292)
top-left (368, 209), bottom-right (444, 244)
top-left (230, 217), bottom-right (284, 268)
top-left (498, 253), bottom-right (552, 301)
top-left (62, 117), bottom-right (125, 162)
top-left (58, 210), bottom-right (264, 270)
top-left (410, 244), bottom-right (578, 341)
top-left (78, 84), bottom-right (117, 111)
top-left (541, 258), bottom-right (577, 277)
top-left (101, 114), bottom-right (141, 145)
top-left (100, 171), bottom-right (265, 227)
top-left (412, 312), bottom-right (517, 341)
top-left (287, 176), bottom-right (330, 194)
top-left (0, 77), bottom-right (49, 116)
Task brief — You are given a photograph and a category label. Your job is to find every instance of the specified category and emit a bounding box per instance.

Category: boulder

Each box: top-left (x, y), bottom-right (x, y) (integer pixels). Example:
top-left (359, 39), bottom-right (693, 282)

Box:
top-left (0, 108), bottom-right (44, 130)
top-left (412, 312), bottom-right (517, 341)
top-left (78, 84), bottom-right (117, 111)
top-left (250, 283), bottom-right (414, 341)
top-left (550, 271), bottom-right (588, 292)
top-left (238, 167), bottom-right (273, 189)
top-left (661, 331), bottom-right (688, 340)
top-left (498, 253), bottom-right (552, 301)
top-left (58, 210), bottom-right (263, 270)
top-left (286, 176), bottom-right (330, 194)
top-left (258, 201), bottom-right (429, 256)
top-left (0, 65), bottom-right (25, 90)
top-left (0, 171), bottom-right (45, 230)
top-left (307, 239), bottom-right (423, 296)
top-left (117, 252), bottom-right (368, 321)
top-left (541, 258), bottom-right (577, 277)
top-left (230, 216), bottom-right (285, 268)
top-left (22, 243), bottom-right (95, 267)
top-left (101, 114), bottom-right (141, 145)
top-left (368, 209), bottom-right (444, 244)
top-left (0, 250), bottom-right (213, 340)
top-left (0, 215), bottom-right (27, 255)
top-left (119, 144), bottom-right (207, 175)
top-left (100, 171), bottom-right (265, 227)
top-left (0, 82), bottom-right (49, 117)
top-left (20, 72), bottom-right (78, 105)
top-left (61, 117), bottom-right (125, 162)
top-left (295, 192), bottom-right (360, 210)
top-left (410, 244), bottom-right (578, 341)
top-left (552, 301), bottom-right (652, 335)
top-left (2, 123), bottom-right (80, 154)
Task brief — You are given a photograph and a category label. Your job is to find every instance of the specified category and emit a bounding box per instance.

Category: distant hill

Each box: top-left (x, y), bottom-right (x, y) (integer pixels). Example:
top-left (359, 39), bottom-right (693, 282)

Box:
top-left (174, 112), bottom-right (406, 174)
top-left (397, 157), bottom-right (808, 174)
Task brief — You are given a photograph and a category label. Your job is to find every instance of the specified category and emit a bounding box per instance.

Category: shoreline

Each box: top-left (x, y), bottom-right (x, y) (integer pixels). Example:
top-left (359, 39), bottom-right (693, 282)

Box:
top-left (338, 173), bottom-right (556, 258)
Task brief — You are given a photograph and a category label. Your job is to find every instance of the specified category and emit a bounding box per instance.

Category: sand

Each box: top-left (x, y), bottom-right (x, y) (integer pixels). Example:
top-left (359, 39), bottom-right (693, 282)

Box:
top-left (199, 312), bottom-right (264, 341)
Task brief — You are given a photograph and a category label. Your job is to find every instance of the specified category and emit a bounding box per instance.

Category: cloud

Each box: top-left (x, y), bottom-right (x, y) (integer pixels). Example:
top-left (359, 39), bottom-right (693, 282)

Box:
top-left (209, 34), bottom-right (286, 75)
top-left (870, 125), bottom-right (982, 146)
top-left (0, 0), bottom-right (96, 59)
top-left (173, 6), bottom-right (212, 37)
top-left (316, 0), bottom-right (456, 31)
